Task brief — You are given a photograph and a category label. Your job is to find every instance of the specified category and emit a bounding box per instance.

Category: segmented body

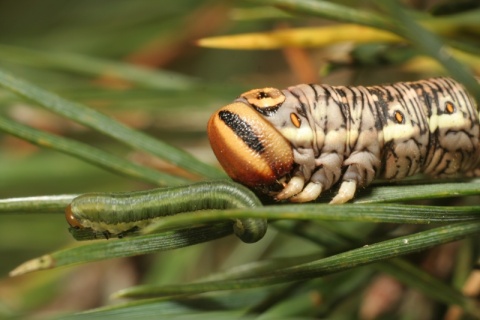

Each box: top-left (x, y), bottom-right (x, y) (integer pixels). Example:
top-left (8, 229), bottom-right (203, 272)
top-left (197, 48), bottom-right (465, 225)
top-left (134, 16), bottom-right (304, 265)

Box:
top-left (208, 77), bottom-right (480, 203)
top-left (65, 181), bottom-right (268, 243)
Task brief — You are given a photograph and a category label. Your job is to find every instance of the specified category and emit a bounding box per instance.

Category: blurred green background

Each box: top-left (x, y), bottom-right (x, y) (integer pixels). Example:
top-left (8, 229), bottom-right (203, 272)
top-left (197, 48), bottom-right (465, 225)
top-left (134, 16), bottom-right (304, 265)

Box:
top-left (0, 0), bottom-right (479, 318)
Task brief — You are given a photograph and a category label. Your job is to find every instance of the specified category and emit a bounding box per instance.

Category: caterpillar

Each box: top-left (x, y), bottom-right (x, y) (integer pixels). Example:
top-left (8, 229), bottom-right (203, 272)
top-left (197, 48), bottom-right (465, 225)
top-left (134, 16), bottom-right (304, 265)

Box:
top-left (208, 77), bottom-right (480, 204)
top-left (65, 181), bottom-right (268, 243)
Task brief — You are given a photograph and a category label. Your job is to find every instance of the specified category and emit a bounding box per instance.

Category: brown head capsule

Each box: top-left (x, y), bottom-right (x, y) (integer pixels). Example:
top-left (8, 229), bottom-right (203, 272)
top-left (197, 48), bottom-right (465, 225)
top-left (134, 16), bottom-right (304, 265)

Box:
top-left (207, 101), bottom-right (294, 189)
top-left (65, 204), bottom-right (83, 228)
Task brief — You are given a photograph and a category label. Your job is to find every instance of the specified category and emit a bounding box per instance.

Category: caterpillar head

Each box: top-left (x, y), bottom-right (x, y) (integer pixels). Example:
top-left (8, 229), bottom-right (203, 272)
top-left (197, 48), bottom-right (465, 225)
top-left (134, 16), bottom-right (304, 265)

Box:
top-left (207, 88), bottom-right (294, 192)
top-left (65, 204), bottom-right (83, 228)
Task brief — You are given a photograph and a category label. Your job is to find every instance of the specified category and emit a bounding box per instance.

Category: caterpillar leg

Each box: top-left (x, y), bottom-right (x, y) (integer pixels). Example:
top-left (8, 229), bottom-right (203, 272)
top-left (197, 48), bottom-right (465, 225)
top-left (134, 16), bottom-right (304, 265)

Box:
top-left (330, 180), bottom-right (357, 204)
top-left (279, 153), bottom-right (343, 202)
top-left (276, 175), bottom-right (305, 200)
top-left (290, 182), bottom-right (323, 202)
top-left (330, 152), bottom-right (379, 203)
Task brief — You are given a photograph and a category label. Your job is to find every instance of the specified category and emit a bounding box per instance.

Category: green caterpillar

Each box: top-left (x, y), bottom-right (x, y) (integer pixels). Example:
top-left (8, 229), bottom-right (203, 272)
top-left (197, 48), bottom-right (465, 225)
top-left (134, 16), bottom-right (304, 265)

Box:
top-left (65, 181), bottom-right (268, 243)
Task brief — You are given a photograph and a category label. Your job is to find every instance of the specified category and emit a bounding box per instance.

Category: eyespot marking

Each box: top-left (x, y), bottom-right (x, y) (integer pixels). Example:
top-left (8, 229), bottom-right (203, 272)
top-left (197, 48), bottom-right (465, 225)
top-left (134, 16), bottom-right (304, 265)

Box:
top-left (394, 110), bottom-right (404, 124)
top-left (290, 113), bottom-right (301, 128)
top-left (445, 101), bottom-right (455, 114)
top-left (218, 110), bottom-right (265, 153)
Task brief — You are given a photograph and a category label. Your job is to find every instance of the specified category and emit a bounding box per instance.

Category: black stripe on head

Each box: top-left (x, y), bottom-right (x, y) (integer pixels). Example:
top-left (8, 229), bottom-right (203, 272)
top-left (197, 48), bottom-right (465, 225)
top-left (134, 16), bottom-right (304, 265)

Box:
top-left (218, 110), bottom-right (265, 154)
top-left (240, 88), bottom-right (285, 117)
top-left (252, 105), bottom-right (281, 117)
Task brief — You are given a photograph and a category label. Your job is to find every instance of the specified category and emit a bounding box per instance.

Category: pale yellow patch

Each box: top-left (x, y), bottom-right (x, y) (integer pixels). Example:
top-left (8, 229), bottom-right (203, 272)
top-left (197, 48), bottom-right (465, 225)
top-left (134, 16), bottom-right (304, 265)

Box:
top-left (81, 218), bottom-right (153, 234)
top-left (383, 123), bottom-right (416, 142)
top-left (429, 113), bottom-right (467, 133)
top-left (281, 127), bottom-right (314, 145)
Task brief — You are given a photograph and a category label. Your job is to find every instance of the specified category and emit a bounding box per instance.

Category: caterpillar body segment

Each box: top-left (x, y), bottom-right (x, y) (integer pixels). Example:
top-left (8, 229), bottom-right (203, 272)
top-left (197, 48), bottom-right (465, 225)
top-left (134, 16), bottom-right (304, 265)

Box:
top-left (207, 77), bottom-right (480, 203)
